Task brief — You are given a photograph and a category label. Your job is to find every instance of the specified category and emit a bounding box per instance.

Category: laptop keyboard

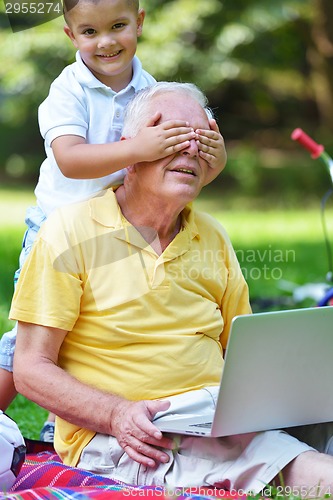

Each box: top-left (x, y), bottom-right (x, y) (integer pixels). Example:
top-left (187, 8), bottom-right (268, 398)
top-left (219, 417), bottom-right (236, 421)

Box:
top-left (189, 422), bottom-right (212, 429)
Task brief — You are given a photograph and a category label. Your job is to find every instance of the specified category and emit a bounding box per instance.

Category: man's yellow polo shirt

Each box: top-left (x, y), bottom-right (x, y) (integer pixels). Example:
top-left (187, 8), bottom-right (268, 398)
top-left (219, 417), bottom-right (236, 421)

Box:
top-left (10, 189), bottom-right (251, 466)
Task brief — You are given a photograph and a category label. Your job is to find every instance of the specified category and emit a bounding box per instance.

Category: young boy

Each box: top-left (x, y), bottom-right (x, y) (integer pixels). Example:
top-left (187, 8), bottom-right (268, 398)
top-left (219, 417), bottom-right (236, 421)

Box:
top-left (0, 0), bottom-right (226, 441)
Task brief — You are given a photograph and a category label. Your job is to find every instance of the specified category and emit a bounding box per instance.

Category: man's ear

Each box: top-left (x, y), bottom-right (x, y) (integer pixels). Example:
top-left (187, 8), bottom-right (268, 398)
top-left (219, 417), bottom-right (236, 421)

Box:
top-left (64, 25), bottom-right (79, 48)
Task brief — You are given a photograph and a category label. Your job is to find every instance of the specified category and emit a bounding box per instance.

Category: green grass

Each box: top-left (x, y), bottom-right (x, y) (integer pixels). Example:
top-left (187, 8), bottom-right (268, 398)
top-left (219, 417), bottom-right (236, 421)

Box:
top-left (195, 194), bottom-right (333, 307)
top-left (0, 186), bottom-right (332, 437)
top-left (0, 187), bottom-right (48, 438)
top-left (0, 187), bottom-right (33, 300)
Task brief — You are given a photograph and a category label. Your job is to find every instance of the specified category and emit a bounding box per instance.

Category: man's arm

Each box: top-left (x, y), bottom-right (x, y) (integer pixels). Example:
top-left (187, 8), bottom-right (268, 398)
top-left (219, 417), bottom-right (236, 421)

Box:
top-left (14, 322), bottom-right (172, 467)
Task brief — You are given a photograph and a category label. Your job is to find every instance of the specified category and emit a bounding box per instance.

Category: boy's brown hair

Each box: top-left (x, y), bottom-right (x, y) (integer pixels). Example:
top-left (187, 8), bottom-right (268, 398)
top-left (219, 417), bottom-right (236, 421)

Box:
top-left (63, 0), bottom-right (139, 25)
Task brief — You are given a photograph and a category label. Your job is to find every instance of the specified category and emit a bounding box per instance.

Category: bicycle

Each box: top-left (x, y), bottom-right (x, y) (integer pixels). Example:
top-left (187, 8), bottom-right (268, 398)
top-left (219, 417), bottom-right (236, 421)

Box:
top-left (251, 129), bottom-right (333, 311)
top-left (291, 128), bottom-right (333, 307)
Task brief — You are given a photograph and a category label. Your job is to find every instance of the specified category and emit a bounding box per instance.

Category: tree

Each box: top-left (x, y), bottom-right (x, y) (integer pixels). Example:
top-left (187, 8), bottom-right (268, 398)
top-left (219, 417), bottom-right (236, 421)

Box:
top-left (309, 0), bottom-right (333, 133)
top-left (0, 0), bottom-right (332, 187)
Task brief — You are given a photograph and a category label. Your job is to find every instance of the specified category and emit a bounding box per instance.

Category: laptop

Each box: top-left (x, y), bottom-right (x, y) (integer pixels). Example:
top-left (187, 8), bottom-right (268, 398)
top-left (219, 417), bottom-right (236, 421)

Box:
top-left (154, 306), bottom-right (333, 437)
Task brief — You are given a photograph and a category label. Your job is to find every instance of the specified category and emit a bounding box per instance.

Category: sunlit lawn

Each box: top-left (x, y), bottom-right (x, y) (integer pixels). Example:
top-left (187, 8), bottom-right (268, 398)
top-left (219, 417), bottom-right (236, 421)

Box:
top-left (196, 192), bottom-right (333, 304)
top-left (0, 187), bottom-right (49, 437)
top-left (0, 186), bottom-right (332, 437)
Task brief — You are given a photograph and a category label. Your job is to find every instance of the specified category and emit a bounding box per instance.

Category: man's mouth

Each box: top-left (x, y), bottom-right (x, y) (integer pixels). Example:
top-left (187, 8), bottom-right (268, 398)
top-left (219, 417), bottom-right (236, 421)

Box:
top-left (172, 168), bottom-right (196, 176)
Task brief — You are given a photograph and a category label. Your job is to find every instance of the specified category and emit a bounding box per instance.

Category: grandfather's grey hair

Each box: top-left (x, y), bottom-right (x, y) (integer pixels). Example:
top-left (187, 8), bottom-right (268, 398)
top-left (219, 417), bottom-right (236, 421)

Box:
top-left (122, 81), bottom-right (213, 138)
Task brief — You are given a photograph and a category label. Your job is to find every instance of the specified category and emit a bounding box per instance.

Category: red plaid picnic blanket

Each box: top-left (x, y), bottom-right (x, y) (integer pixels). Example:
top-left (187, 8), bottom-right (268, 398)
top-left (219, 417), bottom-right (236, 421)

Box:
top-left (10, 451), bottom-right (125, 490)
top-left (3, 448), bottom-right (239, 500)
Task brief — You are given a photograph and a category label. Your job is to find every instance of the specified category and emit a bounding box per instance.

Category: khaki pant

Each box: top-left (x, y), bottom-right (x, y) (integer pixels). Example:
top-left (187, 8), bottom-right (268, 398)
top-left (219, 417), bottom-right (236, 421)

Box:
top-left (77, 388), bottom-right (317, 494)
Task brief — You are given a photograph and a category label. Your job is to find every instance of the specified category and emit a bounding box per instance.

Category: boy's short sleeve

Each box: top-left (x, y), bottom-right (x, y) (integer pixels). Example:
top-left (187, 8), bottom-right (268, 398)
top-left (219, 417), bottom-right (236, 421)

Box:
top-left (39, 73), bottom-right (88, 147)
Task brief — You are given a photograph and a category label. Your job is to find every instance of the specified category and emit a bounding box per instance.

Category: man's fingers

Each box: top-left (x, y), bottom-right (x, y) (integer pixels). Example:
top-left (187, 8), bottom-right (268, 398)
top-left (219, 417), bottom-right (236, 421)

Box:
top-left (124, 445), bottom-right (157, 468)
top-left (130, 423), bottom-right (174, 450)
top-left (122, 437), bottom-right (171, 468)
top-left (112, 399), bottom-right (173, 468)
top-left (148, 399), bottom-right (171, 415)
top-left (123, 444), bottom-right (156, 468)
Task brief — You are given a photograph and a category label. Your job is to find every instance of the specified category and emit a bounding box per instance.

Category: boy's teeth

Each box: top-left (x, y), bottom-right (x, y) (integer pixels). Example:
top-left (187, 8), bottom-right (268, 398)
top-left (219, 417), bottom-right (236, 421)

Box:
top-left (101, 52), bottom-right (119, 57)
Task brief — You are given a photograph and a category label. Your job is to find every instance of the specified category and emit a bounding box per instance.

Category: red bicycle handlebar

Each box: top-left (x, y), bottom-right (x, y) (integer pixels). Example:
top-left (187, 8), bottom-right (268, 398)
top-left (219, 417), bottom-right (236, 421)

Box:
top-left (291, 128), bottom-right (324, 159)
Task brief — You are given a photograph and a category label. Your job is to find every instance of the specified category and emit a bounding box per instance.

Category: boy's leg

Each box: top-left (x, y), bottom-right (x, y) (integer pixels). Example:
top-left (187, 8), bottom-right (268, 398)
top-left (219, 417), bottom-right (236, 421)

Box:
top-left (40, 412), bottom-right (56, 442)
top-left (0, 324), bottom-right (18, 410)
top-left (0, 367), bottom-right (17, 410)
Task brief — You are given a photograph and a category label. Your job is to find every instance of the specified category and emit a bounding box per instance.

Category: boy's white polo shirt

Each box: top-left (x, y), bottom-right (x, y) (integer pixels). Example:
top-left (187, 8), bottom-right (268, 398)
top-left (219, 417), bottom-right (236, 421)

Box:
top-left (35, 52), bottom-right (155, 216)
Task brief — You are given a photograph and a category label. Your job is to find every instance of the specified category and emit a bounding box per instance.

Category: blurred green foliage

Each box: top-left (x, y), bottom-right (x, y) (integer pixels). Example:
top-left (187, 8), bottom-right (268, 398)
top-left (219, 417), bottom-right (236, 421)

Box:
top-left (2, 0), bottom-right (333, 438)
top-left (0, 0), bottom-right (333, 200)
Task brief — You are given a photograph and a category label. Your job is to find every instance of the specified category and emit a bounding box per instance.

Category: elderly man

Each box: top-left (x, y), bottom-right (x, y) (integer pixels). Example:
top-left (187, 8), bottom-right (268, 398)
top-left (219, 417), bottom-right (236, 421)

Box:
top-left (11, 82), bottom-right (333, 494)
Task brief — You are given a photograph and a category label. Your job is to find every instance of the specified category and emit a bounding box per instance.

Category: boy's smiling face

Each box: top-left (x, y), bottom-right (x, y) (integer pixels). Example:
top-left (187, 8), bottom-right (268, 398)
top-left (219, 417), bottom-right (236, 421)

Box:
top-left (64, 0), bottom-right (144, 91)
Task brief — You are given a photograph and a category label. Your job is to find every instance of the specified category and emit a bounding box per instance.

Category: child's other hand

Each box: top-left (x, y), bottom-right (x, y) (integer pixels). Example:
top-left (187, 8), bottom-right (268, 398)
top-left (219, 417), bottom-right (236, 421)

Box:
top-left (196, 119), bottom-right (227, 173)
top-left (134, 112), bottom-right (196, 162)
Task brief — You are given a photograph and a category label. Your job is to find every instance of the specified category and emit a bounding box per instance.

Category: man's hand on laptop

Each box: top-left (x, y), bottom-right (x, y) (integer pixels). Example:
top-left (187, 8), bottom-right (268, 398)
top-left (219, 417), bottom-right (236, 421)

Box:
top-left (110, 399), bottom-right (173, 467)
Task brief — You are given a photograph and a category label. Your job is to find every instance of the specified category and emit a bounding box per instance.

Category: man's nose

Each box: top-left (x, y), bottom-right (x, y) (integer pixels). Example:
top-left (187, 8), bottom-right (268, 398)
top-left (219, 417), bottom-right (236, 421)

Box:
top-left (181, 138), bottom-right (198, 157)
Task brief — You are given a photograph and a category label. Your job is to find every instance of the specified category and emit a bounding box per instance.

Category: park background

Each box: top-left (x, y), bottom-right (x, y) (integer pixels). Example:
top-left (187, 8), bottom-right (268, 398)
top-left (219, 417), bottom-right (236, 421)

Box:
top-left (0, 0), bottom-right (333, 435)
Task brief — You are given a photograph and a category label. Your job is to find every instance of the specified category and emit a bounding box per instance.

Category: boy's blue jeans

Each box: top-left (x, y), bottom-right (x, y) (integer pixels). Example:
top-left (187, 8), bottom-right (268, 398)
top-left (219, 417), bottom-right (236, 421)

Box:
top-left (0, 205), bottom-right (46, 371)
